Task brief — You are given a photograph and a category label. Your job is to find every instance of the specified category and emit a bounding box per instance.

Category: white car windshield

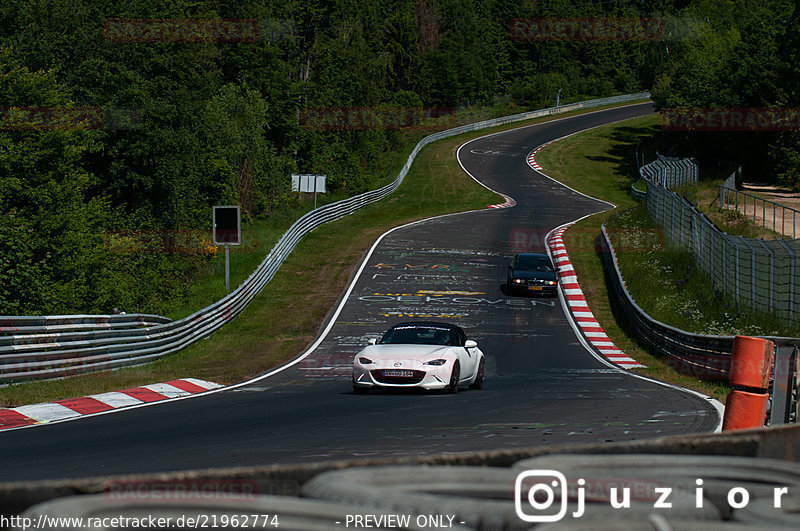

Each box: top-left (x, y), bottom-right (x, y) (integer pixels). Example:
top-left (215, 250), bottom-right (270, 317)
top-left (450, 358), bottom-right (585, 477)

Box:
top-left (516, 256), bottom-right (553, 271)
top-left (379, 325), bottom-right (456, 346)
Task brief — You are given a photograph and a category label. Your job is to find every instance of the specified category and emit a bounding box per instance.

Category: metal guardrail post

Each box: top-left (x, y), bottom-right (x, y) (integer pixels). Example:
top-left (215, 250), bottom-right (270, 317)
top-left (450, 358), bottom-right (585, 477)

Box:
top-left (770, 345), bottom-right (798, 425)
top-left (735, 241), bottom-right (742, 303)
top-left (777, 239), bottom-right (797, 319)
top-left (796, 354), bottom-right (800, 423)
top-left (744, 193), bottom-right (748, 221)
top-left (741, 238), bottom-right (760, 310)
top-left (757, 240), bottom-right (777, 312)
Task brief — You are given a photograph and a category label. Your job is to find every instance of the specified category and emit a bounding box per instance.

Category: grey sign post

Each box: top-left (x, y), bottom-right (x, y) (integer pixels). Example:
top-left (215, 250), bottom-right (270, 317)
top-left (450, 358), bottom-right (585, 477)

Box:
top-left (292, 174), bottom-right (327, 208)
top-left (213, 206), bottom-right (241, 292)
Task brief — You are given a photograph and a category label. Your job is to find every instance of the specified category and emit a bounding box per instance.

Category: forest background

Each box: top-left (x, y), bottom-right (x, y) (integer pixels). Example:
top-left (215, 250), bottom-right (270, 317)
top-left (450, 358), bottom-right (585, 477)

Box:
top-left (1, 0), bottom-right (797, 316)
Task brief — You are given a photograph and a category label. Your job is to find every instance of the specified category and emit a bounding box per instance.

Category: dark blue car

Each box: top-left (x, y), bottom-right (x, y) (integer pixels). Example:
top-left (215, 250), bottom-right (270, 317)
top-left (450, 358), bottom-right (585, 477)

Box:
top-left (507, 252), bottom-right (559, 296)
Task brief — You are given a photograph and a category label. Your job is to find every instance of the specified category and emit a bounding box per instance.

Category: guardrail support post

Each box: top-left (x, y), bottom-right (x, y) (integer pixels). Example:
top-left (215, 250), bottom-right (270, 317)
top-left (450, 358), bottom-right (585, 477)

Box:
top-left (769, 346), bottom-right (798, 425)
top-left (723, 335), bottom-right (774, 431)
top-left (225, 243), bottom-right (230, 293)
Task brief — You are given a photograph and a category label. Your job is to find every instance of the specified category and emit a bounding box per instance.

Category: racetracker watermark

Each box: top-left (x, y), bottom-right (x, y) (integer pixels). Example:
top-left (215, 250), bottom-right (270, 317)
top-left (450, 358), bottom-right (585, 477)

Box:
top-left (661, 108), bottom-right (800, 132)
top-left (514, 470), bottom-right (791, 523)
top-left (509, 18), bottom-right (664, 42)
top-left (300, 106), bottom-right (456, 131)
top-left (663, 355), bottom-right (729, 380)
top-left (0, 107), bottom-right (140, 130)
top-left (105, 479), bottom-right (258, 502)
top-left (104, 18), bottom-right (260, 42)
top-left (103, 478), bottom-right (299, 501)
top-left (511, 228), bottom-right (663, 253)
top-left (103, 230), bottom-right (259, 255)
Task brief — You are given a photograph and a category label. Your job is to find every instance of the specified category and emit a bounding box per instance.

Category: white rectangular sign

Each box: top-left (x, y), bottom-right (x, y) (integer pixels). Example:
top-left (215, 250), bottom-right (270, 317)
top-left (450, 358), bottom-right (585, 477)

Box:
top-left (292, 174), bottom-right (326, 193)
top-left (314, 174), bottom-right (326, 193)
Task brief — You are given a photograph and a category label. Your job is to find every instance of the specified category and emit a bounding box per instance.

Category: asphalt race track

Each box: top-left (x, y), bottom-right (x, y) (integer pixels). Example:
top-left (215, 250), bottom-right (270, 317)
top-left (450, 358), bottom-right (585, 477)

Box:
top-left (0, 103), bottom-right (720, 482)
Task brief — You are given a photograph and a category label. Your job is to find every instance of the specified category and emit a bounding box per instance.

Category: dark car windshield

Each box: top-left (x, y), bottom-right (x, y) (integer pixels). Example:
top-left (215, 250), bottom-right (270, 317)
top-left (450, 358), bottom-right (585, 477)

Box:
top-left (515, 255), bottom-right (553, 272)
top-left (379, 325), bottom-right (457, 346)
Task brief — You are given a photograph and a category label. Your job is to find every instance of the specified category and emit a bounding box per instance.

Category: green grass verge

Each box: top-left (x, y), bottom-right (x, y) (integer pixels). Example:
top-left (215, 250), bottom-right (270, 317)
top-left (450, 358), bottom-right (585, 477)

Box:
top-left (535, 114), bottom-right (731, 401)
top-left (0, 99), bottom-right (650, 407)
top-left (606, 206), bottom-right (800, 339)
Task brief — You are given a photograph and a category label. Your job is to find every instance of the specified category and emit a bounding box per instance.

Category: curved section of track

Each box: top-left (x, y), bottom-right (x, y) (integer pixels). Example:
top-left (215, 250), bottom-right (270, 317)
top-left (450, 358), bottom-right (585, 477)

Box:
top-left (0, 104), bottom-right (719, 482)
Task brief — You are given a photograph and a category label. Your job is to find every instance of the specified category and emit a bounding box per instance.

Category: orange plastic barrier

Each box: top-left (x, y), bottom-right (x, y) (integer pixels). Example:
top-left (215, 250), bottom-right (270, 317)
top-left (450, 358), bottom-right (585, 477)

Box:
top-left (722, 390), bottom-right (769, 431)
top-left (729, 335), bottom-right (774, 389)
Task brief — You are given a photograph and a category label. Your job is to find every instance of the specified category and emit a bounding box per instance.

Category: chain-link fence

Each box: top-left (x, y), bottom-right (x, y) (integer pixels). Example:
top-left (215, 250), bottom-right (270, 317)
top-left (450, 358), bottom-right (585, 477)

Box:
top-left (641, 159), bottom-right (800, 321)
top-left (601, 223), bottom-right (800, 424)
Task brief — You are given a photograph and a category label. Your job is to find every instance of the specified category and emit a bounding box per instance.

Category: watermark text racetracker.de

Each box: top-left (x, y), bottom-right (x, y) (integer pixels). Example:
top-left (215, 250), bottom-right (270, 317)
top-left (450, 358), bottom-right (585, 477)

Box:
top-left (509, 17), bottom-right (664, 42)
top-left (103, 229), bottom-right (259, 255)
top-left (514, 469), bottom-right (791, 523)
top-left (661, 107), bottom-right (800, 131)
top-left (300, 106), bottom-right (456, 131)
top-left (510, 227), bottom-right (663, 254)
top-left (104, 18), bottom-right (260, 42)
top-left (4, 514), bottom-right (279, 530)
top-left (102, 476), bottom-right (299, 500)
top-left (0, 106), bottom-right (139, 130)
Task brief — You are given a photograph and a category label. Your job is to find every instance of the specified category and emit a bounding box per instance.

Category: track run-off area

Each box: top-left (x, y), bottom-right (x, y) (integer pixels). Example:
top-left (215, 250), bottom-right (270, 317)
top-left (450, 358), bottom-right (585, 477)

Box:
top-left (0, 103), bottom-right (720, 482)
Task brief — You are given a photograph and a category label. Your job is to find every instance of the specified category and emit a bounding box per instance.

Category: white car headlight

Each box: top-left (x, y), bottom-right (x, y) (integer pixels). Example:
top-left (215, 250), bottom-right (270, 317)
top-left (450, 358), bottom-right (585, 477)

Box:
top-left (358, 357), bottom-right (374, 365)
top-left (424, 359), bottom-right (447, 366)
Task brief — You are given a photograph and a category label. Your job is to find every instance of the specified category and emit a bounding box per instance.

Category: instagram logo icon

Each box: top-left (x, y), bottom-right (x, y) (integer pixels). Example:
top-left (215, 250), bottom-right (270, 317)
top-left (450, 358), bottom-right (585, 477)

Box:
top-left (515, 470), bottom-right (574, 523)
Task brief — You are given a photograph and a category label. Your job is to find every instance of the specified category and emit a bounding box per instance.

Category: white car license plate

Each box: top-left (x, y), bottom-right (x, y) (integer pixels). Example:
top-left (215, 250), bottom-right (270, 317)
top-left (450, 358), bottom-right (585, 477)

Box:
top-left (383, 369), bottom-right (414, 377)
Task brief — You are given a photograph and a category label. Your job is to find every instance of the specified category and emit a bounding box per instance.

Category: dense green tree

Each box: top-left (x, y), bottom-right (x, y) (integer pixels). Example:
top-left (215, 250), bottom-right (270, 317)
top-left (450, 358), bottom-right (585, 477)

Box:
top-left (649, 0), bottom-right (799, 184)
top-left (0, 0), bottom-right (669, 314)
top-left (0, 48), bottom-right (105, 313)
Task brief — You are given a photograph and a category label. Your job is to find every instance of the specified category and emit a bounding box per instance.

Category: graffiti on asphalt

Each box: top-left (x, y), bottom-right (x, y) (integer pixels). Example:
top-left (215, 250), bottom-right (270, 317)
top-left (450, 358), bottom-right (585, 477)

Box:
top-left (358, 291), bottom-right (556, 307)
top-left (372, 262), bottom-right (469, 272)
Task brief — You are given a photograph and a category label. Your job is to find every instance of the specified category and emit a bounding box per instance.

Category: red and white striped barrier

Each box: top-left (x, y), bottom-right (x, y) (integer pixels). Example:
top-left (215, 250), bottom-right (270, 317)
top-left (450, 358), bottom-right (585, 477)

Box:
top-left (526, 141), bottom-right (553, 171)
top-left (547, 226), bottom-right (645, 369)
top-left (488, 193), bottom-right (516, 209)
top-left (0, 378), bottom-right (221, 430)
top-left (527, 144), bottom-right (645, 370)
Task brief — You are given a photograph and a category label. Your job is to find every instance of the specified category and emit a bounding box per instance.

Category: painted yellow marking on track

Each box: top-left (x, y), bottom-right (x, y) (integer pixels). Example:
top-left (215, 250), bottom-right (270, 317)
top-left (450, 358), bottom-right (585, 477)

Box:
top-left (416, 290), bottom-right (486, 296)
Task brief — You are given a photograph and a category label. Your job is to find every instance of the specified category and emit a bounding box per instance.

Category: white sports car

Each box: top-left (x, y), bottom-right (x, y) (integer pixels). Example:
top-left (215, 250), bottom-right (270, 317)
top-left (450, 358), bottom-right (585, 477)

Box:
top-left (352, 322), bottom-right (485, 394)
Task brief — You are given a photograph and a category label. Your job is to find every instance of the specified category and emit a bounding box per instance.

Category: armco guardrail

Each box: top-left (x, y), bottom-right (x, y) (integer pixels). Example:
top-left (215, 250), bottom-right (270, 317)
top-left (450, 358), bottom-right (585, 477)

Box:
top-left (0, 93), bottom-right (651, 383)
top-left (600, 222), bottom-right (800, 385)
top-left (600, 224), bottom-right (732, 379)
top-left (629, 181), bottom-right (647, 201)
top-left (0, 314), bottom-right (170, 335)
